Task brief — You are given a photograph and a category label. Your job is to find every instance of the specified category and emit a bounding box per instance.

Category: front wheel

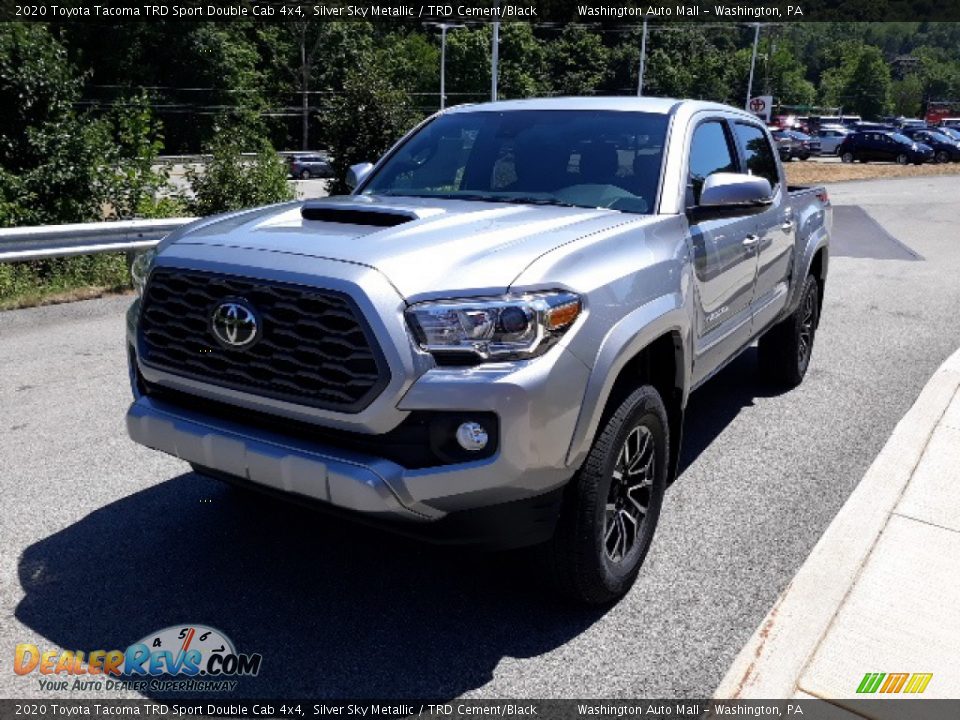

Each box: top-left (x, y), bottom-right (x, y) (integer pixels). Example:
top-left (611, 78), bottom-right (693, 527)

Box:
top-left (896, 153), bottom-right (909, 165)
top-left (935, 150), bottom-right (950, 164)
top-left (759, 275), bottom-right (820, 387)
top-left (543, 385), bottom-right (669, 604)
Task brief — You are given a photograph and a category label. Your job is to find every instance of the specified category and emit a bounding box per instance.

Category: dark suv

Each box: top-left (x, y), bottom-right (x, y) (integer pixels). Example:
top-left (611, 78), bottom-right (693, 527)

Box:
top-left (837, 131), bottom-right (933, 165)
top-left (901, 128), bottom-right (960, 164)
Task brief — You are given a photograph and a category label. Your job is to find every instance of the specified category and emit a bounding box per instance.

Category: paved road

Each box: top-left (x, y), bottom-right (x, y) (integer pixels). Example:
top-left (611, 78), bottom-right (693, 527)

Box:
top-left (2, 176), bottom-right (959, 701)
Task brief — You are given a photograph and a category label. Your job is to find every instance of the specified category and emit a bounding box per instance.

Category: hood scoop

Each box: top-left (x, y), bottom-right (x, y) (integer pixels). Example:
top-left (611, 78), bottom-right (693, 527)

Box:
top-left (300, 201), bottom-right (418, 227)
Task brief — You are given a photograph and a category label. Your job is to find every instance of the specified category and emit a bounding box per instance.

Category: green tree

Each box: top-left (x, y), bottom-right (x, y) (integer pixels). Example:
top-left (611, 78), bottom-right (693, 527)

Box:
top-left (891, 74), bottom-right (925, 116)
top-left (186, 136), bottom-right (293, 216)
top-left (0, 23), bottom-right (114, 226)
top-left (102, 94), bottom-right (182, 219)
top-left (821, 43), bottom-right (891, 118)
top-left (324, 60), bottom-right (420, 195)
top-left (544, 26), bottom-right (608, 96)
top-left (498, 24), bottom-right (546, 99)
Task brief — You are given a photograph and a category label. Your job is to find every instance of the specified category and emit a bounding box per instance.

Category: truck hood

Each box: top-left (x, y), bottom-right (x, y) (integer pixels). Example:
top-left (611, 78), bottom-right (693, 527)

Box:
top-left (168, 195), bottom-right (646, 300)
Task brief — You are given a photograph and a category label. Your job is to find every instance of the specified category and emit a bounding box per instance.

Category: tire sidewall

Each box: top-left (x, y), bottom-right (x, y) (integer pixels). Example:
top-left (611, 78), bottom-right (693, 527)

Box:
top-left (841, 151), bottom-right (854, 163)
top-left (581, 389), bottom-right (669, 597)
top-left (795, 276), bottom-right (820, 378)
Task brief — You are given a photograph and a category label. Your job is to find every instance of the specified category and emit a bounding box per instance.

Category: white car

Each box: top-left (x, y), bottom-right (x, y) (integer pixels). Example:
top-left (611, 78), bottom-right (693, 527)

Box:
top-left (816, 127), bottom-right (850, 155)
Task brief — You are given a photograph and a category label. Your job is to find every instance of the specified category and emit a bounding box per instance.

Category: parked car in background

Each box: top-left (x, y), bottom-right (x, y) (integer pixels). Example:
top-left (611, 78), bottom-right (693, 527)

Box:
top-left (815, 127), bottom-right (849, 155)
top-left (851, 122), bottom-right (898, 133)
top-left (772, 130), bottom-right (820, 160)
top-left (785, 130), bottom-right (821, 159)
top-left (289, 154), bottom-right (333, 179)
top-left (900, 128), bottom-right (960, 163)
top-left (769, 129), bottom-right (795, 161)
top-left (837, 131), bottom-right (933, 165)
top-left (939, 118), bottom-right (960, 129)
top-left (938, 126), bottom-right (960, 142)
top-left (896, 118), bottom-right (927, 131)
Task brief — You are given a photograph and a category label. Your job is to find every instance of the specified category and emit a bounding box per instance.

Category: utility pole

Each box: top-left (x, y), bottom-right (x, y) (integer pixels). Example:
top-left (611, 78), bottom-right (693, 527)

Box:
top-left (637, 17), bottom-right (648, 96)
top-left (491, 20), bottom-right (500, 101)
top-left (745, 22), bottom-right (761, 109)
top-left (433, 23), bottom-right (464, 110)
top-left (301, 35), bottom-right (309, 151)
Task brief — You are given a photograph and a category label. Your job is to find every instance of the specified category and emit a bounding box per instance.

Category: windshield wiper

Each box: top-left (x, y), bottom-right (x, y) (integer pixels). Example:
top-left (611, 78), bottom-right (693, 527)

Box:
top-left (377, 191), bottom-right (584, 208)
top-left (496, 196), bottom-right (582, 208)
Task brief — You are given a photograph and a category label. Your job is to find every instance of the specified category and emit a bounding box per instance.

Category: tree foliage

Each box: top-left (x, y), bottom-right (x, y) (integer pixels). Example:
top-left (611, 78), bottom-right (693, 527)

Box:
top-left (185, 135), bottom-right (293, 216)
top-left (324, 60), bottom-right (419, 195)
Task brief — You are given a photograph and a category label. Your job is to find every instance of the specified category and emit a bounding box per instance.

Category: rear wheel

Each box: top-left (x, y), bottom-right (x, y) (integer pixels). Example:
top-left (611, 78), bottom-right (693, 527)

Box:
top-left (935, 150), bottom-right (950, 164)
top-left (841, 151), bottom-right (854, 163)
top-left (543, 386), bottom-right (668, 605)
top-left (896, 153), bottom-right (909, 165)
top-left (759, 275), bottom-right (820, 387)
top-left (300, 169), bottom-right (312, 180)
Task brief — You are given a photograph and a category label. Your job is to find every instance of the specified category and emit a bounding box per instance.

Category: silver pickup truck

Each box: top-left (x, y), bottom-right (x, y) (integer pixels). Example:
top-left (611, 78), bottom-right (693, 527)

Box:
top-left (126, 97), bottom-right (831, 604)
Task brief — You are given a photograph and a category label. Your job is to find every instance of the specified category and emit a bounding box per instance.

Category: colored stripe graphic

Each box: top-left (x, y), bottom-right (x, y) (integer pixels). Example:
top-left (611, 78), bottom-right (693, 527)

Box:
top-left (857, 673), bottom-right (885, 693)
top-left (856, 672), bottom-right (932, 694)
top-left (904, 673), bottom-right (933, 694)
top-left (881, 673), bottom-right (909, 693)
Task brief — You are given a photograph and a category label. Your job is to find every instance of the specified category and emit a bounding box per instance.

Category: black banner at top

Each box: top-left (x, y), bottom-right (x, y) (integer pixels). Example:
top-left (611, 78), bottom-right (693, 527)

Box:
top-left (2, 0), bottom-right (960, 23)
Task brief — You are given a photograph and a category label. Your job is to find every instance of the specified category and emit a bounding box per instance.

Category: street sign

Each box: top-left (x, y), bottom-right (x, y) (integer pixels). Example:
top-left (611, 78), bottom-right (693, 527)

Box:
top-left (748, 95), bottom-right (773, 122)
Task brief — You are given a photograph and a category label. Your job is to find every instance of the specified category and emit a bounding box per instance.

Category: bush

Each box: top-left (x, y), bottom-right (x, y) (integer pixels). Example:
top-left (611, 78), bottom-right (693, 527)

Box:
top-left (186, 135), bottom-right (293, 216)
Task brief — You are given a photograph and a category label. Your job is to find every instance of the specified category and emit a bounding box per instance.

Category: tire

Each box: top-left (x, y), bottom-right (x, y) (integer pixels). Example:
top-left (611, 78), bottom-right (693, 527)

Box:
top-left (935, 151), bottom-right (949, 164)
top-left (896, 153), bottom-right (909, 165)
top-left (543, 385), bottom-right (669, 605)
top-left (300, 169), bottom-right (312, 180)
top-left (841, 151), bottom-right (854, 163)
top-left (759, 275), bottom-right (820, 388)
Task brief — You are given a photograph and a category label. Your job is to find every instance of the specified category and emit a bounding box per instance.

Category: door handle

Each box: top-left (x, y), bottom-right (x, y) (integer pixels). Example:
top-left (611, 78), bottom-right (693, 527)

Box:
top-left (742, 234), bottom-right (760, 248)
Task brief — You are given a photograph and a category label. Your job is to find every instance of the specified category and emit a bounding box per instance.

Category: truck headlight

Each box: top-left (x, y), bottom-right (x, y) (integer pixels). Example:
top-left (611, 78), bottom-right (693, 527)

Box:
top-left (130, 248), bottom-right (157, 297)
top-left (405, 291), bottom-right (581, 362)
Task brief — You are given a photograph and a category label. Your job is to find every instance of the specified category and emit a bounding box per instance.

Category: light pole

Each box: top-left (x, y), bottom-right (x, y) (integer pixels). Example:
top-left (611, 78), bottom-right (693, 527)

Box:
top-left (491, 20), bottom-right (500, 101)
top-left (432, 23), bottom-right (464, 110)
top-left (637, 17), bottom-right (648, 96)
top-left (745, 23), bottom-right (761, 108)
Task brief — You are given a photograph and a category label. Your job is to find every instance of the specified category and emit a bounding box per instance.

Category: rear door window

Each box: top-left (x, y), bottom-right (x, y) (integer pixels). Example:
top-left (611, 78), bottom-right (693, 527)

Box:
top-left (732, 123), bottom-right (779, 192)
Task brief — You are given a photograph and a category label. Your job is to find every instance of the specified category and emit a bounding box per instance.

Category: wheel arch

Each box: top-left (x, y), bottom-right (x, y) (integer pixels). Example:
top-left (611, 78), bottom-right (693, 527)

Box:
top-left (565, 299), bottom-right (689, 484)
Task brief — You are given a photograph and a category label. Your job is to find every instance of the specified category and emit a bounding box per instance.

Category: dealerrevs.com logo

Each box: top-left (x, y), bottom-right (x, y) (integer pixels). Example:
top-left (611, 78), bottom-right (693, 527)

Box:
top-left (14, 625), bottom-right (262, 693)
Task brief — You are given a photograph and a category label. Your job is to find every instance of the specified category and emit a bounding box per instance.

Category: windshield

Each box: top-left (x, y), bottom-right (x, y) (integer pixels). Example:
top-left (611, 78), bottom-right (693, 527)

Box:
top-left (926, 132), bottom-right (955, 143)
top-left (361, 110), bottom-right (670, 214)
top-left (891, 133), bottom-right (913, 145)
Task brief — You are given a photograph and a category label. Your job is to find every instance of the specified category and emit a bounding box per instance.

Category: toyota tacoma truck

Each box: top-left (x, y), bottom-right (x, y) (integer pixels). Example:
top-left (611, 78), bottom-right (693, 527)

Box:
top-left (126, 97), bottom-right (831, 604)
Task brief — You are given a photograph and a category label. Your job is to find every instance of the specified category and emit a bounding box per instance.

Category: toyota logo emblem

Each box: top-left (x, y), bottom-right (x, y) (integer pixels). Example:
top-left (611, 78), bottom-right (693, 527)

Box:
top-left (210, 300), bottom-right (259, 348)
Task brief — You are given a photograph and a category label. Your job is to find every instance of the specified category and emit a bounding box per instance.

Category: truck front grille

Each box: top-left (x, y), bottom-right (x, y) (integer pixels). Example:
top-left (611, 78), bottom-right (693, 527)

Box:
top-left (138, 267), bottom-right (389, 413)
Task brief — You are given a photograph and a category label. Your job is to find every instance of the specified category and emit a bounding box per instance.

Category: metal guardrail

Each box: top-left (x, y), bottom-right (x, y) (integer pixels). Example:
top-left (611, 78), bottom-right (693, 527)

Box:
top-left (0, 218), bottom-right (196, 263)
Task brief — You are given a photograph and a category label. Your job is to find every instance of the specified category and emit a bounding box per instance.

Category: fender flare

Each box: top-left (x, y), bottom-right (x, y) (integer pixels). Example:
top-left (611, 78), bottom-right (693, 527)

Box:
top-left (564, 292), bottom-right (690, 469)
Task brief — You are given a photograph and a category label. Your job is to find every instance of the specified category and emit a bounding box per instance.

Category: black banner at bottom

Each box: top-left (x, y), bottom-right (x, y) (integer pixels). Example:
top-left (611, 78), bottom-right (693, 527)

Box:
top-left (2, 699), bottom-right (960, 720)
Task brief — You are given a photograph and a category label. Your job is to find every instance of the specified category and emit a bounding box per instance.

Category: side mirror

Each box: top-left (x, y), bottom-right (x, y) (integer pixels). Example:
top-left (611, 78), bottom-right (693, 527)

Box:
top-left (346, 162), bottom-right (374, 191)
top-left (688, 172), bottom-right (773, 223)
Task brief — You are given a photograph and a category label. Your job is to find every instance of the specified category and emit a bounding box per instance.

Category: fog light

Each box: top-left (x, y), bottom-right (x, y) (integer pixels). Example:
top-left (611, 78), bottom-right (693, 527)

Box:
top-left (456, 422), bottom-right (489, 452)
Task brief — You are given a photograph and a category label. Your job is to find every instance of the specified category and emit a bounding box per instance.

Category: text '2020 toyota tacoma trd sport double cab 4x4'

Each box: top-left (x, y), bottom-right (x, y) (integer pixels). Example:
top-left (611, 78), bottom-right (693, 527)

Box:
top-left (126, 98), bottom-right (831, 603)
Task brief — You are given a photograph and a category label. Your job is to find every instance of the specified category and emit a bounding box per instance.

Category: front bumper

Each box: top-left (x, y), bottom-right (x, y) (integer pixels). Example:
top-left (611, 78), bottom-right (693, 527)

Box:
top-left (126, 299), bottom-right (591, 530)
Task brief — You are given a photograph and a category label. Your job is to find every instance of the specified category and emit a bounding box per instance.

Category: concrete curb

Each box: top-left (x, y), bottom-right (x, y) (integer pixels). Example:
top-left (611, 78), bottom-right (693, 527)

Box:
top-left (713, 346), bottom-right (960, 699)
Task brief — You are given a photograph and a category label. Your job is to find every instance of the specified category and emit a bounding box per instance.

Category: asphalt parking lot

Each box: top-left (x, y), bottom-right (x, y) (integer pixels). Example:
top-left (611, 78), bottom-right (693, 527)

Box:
top-left (2, 175), bottom-right (960, 700)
